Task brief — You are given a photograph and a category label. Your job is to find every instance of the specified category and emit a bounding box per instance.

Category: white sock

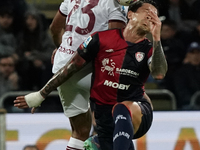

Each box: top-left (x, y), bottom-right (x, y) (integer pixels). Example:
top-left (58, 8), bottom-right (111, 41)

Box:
top-left (66, 137), bottom-right (84, 150)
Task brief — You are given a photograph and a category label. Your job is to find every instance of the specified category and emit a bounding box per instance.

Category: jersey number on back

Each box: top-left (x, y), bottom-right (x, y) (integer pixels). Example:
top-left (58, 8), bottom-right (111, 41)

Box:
top-left (66, 0), bottom-right (99, 35)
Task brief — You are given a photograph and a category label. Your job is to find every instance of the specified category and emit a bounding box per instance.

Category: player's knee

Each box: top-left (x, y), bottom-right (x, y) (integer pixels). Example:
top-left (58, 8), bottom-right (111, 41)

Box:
top-left (121, 101), bottom-right (142, 117)
top-left (115, 101), bottom-right (142, 133)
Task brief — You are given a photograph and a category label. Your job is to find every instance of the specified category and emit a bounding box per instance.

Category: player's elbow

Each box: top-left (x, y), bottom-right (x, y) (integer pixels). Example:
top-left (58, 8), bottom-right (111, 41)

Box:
top-left (151, 66), bottom-right (168, 80)
top-left (49, 23), bottom-right (56, 35)
top-left (151, 73), bottom-right (165, 80)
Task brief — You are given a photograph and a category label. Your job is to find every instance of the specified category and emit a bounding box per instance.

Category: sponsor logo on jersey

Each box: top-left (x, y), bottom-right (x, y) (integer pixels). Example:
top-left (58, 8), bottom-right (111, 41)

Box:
top-left (103, 80), bottom-right (130, 90)
top-left (101, 58), bottom-right (115, 76)
top-left (116, 68), bottom-right (139, 77)
top-left (58, 46), bottom-right (75, 54)
top-left (83, 36), bottom-right (92, 48)
top-left (135, 52), bottom-right (145, 62)
top-left (101, 58), bottom-right (139, 78)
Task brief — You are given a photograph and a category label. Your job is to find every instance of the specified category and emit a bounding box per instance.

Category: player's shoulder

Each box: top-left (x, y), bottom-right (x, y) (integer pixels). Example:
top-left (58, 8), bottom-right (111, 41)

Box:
top-left (92, 28), bottom-right (124, 44)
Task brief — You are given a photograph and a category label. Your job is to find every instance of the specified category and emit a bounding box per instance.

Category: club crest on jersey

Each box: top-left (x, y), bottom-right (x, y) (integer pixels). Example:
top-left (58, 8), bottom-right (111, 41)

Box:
top-left (101, 58), bottom-right (115, 76)
top-left (83, 36), bottom-right (92, 48)
top-left (135, 52), bottom-right (145, 62)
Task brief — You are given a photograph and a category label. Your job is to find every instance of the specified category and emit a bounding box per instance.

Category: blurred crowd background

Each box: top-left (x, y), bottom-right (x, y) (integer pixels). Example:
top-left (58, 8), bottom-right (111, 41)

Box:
top-left (0, 0), bottom-right (200, 112)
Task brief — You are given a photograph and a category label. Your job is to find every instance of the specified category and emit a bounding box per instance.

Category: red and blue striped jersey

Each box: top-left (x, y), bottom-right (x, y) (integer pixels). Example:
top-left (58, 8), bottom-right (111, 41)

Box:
top-left (78, 28), bottom-right (153, 105)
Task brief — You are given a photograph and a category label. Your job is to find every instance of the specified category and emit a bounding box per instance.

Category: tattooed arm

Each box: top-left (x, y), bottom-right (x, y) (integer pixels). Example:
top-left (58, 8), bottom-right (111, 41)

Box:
top-left (148, 9), bottom-right (168, 79)
top-left (149, 41), bottom-right (168, 79)
top-left (40, 52), bottom-right (87, 98)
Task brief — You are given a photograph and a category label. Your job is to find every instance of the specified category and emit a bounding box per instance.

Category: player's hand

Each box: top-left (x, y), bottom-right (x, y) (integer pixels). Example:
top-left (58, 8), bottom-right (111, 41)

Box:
top-left (148, 10), bottom-right (161, 41)
top-left (14, 92), bottom-right (45, 113)
top-left (14, 96), bottom-right (29, 109)
top-left (14, 97), bottom-right (37, 114)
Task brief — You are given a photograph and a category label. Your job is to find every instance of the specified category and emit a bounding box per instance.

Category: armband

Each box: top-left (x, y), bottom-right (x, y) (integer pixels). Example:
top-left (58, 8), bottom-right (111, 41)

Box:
top-left (25, 92), bottom-right (45, 107)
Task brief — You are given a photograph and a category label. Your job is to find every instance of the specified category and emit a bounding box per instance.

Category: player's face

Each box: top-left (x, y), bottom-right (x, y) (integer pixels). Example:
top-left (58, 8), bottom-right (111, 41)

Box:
top-left (128, 3), bottom-right (157, 35)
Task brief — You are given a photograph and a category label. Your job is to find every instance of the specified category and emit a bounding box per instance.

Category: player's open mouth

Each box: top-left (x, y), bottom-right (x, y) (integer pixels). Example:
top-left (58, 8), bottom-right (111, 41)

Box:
top-left (142, 20), bottom-right (148, 26)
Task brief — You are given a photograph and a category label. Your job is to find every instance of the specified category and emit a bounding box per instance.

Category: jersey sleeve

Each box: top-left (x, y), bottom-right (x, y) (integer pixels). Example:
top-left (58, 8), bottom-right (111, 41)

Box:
top-left (106, 0), bottom-right (127, 23)
top-left (59, 0), bottom-right (68, 16)
top-left (77, 33), bottom-right (100, 62)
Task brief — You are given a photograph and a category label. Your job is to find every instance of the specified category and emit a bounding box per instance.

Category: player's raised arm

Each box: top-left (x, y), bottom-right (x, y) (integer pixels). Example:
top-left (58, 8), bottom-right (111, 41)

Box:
top-left (148, 9), bottom-right (167, 79)
top-left (150, 41), bottom-right (167, 80)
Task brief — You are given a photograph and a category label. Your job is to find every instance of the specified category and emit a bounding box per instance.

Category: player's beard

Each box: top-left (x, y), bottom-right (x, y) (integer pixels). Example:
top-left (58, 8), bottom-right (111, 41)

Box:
top-left (136, 20), bottom-right (150, 36)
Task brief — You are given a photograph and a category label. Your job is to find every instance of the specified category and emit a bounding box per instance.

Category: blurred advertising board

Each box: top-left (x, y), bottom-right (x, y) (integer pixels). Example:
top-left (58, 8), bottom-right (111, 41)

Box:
top-left (5, 111), bottom-right (200, 150)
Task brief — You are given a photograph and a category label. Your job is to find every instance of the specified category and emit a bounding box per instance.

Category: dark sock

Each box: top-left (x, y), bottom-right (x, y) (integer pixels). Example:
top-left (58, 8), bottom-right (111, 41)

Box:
top-left (128, 141), bottom-right (135, 150)
top-left (113, 104), bottom-right (134, 150)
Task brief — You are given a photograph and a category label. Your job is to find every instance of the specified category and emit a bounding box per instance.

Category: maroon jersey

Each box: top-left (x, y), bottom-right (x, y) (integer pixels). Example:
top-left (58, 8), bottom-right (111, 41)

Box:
top-left (78, 29), bottom-right (153, 105)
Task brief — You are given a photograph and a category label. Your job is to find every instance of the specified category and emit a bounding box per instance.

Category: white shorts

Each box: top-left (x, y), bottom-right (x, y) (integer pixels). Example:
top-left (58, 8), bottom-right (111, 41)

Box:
top-left (57, 64), bottom-right (92, 117)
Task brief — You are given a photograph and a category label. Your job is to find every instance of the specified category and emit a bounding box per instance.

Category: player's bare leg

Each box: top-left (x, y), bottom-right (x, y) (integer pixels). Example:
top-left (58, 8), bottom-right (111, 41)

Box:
top-left (67, 109), bottom-right (92, 150)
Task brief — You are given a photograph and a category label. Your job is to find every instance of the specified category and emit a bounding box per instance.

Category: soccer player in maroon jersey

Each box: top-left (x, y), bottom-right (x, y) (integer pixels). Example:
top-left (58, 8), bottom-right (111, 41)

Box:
top-left (14, 0), bottom-right (167, 150)
top-left (14, 0), bottom-right (127, 149)
top-left (47, 0), bottom-right (127, 149)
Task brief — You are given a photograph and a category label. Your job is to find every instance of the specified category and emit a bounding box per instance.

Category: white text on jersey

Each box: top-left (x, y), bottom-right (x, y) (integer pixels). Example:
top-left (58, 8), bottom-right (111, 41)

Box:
top-left (58, 46), bottom-right (75, 55)
top-left (116, 68), bottom-right (139, 77)
top-left (103, 80), bottom-right (130, 90)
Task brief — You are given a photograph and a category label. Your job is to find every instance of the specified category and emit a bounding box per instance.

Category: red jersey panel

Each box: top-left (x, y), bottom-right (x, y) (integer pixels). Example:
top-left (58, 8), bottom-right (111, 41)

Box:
top-left (78, 29), bottom-right (153, 105)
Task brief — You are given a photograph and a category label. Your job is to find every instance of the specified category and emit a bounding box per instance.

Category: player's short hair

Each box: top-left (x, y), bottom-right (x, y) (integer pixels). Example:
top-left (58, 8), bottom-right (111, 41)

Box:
top-left (128, 0), bottom-right (159, 14)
